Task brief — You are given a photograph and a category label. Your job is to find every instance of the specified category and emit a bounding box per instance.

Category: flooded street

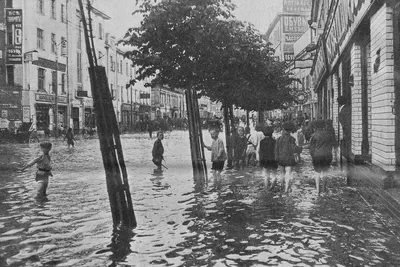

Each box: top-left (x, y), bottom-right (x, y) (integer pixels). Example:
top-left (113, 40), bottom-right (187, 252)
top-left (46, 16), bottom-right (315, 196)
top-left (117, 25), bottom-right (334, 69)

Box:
top-left (1, 130), bottom-right (400, 266)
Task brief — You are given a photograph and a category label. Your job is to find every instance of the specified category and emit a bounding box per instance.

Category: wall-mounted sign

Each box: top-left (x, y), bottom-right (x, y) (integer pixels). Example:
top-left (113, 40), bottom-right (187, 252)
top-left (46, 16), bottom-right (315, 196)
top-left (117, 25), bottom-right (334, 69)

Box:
top-left (283, 0), bottom-right (312, 13)
top-left (281, 15), bottom-right (308, 34)
top-left (35, 93), bottom-right (68, 104)
top-left (6, 9), bottom-right (22, 64)
top-left (22, 106), bottom-right (30, 122)
top-left (140, 93), bottom-right (150, 99)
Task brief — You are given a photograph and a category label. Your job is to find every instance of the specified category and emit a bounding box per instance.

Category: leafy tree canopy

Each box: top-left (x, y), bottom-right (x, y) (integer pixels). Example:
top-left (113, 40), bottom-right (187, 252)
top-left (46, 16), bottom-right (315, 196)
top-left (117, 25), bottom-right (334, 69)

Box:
top-left (120, 0), bottom-right (297, 111)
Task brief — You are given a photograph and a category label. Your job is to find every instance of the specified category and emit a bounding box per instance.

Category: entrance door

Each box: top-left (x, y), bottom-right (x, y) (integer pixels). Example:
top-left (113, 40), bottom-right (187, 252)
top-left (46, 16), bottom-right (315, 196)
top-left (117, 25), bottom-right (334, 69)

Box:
top-left (341, 52), bottom-right (352, 159)
top-left (360, 28), bottom-right (371, 161)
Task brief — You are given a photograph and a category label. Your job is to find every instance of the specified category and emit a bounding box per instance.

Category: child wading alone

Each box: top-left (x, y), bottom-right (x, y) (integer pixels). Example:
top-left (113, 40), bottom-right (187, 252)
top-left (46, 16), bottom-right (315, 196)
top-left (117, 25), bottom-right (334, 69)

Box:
top-left (152, 131), bottom-right (164, 171)
top-left (232, 126), bottom-right (247, 170)
top-left (21, 141), bottom-right (53, 200)
top-left (309, 120), bottom-right (337, 195)
top-left (275, 123), bottom-right (300, 193)
top-left (259, 126), bottom-right (278, 190)
top-left (203, 129), bottom-right (227, 187)
top-left (64, 128), bottom-right (76, 148)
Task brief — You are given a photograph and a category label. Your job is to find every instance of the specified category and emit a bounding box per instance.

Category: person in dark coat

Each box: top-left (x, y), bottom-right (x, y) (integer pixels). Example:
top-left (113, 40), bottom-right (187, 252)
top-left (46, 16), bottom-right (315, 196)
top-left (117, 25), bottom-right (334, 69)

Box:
top-left (309, 120), bottom-right (337, 195)
top-left (232, 126), bottom-right (247, 170)
top-left (337, 96), bottom-right (351, 161)
top-left (275, 122), bottom-right (300, 193)
top-left (152, 131), bottom-right (164, 171)
top-left (259, 126), bottom-right (278, 190)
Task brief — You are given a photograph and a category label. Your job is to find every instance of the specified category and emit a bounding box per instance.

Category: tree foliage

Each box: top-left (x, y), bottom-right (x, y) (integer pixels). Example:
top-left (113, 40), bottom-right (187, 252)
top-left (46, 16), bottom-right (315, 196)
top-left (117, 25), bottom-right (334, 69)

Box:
top-left (120, 0), bottom-right (297, 111)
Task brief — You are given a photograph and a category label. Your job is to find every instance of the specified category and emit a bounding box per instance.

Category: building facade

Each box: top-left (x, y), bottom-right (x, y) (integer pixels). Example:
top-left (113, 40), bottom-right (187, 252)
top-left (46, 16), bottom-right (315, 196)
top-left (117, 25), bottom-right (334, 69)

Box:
top-left (310, 0), bottom-right (400, 172)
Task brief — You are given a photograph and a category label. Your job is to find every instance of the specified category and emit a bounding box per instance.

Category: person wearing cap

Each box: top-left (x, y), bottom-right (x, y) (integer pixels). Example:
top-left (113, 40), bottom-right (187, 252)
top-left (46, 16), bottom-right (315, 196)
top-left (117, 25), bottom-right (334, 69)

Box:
top-left (274, 122), bottom-right (300, 193)
top-left (309, 119), bottom-right (337, 195)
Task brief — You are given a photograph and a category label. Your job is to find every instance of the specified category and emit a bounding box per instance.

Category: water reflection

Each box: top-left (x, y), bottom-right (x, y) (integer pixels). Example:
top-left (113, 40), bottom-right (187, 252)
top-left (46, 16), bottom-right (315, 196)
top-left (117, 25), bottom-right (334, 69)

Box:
top-left (0, 132), bottom-right (400, 266)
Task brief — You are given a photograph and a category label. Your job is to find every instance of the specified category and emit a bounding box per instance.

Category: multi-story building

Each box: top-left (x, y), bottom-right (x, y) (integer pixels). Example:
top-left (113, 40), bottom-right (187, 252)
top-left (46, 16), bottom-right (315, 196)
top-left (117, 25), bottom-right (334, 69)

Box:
top-left (151, 85), bottom-right (185, 120)
top-left (310, 0), bottom-right (400, 172)
top-left (0, 0), bottom-right (150, 135)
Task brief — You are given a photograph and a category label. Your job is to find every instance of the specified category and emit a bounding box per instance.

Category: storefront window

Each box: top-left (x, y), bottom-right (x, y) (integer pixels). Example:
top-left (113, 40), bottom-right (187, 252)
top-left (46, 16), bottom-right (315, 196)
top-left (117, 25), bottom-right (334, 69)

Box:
top-left (38, 68), bottom-right (45, 91)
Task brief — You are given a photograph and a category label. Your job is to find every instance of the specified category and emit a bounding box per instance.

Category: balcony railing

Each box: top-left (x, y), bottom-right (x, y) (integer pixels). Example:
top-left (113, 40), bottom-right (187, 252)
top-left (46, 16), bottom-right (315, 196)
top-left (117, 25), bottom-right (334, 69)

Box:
top-left (76, 90), bottom-right (88, 97)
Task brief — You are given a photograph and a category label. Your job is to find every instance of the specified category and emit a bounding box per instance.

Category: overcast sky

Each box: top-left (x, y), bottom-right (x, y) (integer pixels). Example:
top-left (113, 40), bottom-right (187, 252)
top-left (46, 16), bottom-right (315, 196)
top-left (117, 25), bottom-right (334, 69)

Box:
top-left (92, 0), bottom-right (282, 39)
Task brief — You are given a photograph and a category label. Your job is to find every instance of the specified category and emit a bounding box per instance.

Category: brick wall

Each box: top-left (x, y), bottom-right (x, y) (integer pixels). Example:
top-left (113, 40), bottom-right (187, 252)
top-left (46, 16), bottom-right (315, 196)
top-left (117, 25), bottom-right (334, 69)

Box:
top-left (351, 43), bottom-right (363, 155)
top-left (370, 3), bottom-right (396, 171)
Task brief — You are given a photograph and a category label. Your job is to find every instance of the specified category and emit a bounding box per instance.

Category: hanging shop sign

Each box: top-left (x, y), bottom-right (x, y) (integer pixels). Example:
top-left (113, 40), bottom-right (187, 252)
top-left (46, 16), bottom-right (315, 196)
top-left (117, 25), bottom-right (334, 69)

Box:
top-left (324, 0), bottom-right (369, 67)
top-left (6, 9), bottom-right (22, 64)
top-left (284, 53), bottom-right (295, 61)
top-left (311, 39), bottom-right (327, 92)
top-left (284, 34), bottom-right (304, 43)
top-left (283, 0), bottom-right (312, 13)
top-left (281, 15), bottom-right (308, 34)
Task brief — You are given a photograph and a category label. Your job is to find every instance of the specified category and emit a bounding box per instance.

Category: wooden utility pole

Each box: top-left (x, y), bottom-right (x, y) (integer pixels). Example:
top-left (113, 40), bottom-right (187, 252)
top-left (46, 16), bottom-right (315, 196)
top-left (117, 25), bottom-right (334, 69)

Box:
top-left (185, 88), bottom-right (207, 181)
top-left (78, 0), bottom-right (136, 228)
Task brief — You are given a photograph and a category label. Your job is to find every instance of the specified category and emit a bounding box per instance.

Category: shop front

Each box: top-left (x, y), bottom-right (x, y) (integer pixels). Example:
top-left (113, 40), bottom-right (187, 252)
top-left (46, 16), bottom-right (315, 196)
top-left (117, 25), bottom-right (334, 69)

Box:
top-left (35, 93), bottom-right (68, 132)
top-left (121, 103), bottom-right (132, 131)
top-left (82, 98), bottom-right (95, 129)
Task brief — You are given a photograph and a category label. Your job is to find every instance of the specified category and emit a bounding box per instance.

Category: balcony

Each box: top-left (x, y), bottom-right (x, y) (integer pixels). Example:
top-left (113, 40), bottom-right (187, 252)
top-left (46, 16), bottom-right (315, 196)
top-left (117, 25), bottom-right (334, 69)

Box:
top-left (76, 90), bottom-right (88, 98)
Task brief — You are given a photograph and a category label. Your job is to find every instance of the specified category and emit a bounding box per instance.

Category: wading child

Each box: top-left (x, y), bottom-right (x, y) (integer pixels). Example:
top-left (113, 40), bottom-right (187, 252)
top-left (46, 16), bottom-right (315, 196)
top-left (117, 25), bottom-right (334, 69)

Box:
top-left (152, 131), bottom-right (164, 171)
top-left (309, 120), bottom-right (337, 195)
top-left (275, 122), bottom-right (300, 193)
top-left (203, 129), bottom-right (227, 186)
top-left (259, 126), bottom-right (278, 190)
top-left (64, 128), bottom-right (76, 148)
top-left (232, 126), bottom-right (247, 170)
top-left (21, 141), bottom-right (53, 200)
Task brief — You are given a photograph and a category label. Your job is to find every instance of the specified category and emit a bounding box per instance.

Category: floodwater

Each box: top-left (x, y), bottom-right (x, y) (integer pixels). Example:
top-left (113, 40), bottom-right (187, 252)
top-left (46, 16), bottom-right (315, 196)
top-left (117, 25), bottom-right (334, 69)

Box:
top-left (1, 130), bottom-right (400, 267)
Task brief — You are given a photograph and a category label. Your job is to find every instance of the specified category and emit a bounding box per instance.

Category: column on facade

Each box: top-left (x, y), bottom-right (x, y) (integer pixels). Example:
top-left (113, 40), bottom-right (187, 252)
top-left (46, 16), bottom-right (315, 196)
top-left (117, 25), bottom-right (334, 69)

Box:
top-left (370, 3), bottom-right (396, 171)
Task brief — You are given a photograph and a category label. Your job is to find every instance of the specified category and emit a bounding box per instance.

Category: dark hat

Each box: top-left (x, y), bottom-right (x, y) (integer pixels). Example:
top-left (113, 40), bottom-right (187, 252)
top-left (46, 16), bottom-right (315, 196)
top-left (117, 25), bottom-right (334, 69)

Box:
top-left (283, 122), bottom-right (295, 132)
top-left (263, 126), bottom-right (274, 136)
top-left (313, 119), bottom-right (326, 129)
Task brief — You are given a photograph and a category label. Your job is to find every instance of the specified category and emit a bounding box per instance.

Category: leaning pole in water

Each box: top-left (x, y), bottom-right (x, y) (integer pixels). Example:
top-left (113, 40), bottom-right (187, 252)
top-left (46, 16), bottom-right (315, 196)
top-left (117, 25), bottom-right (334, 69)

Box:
top-left (185, 88), bottom-right (207, 181)
top-left (78, 0), bottom-right (136, 228)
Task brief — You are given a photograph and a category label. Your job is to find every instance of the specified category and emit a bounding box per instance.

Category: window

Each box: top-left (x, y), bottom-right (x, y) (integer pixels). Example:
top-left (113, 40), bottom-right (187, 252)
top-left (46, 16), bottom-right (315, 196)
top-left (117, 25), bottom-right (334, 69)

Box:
top-left (37, 0), bottom-right (44, 14)
top-left (98, 23), bottom-right (103, 39)
top-left (61, 37), bottom-right (67, 56)
top-left (121, 86), bottom-right (124, 102)
top-left (6, 66), bottom-right (14, 85)
top-left (120, 60), bottom-right (123, 73)
top-left (51, 33), bottom-right (56, 54)
top-left (61, 73), bottom-right (66, 94)
top-left (38, 68), bottom-right (45, 91)
top-left (61, 4), bottom-right (65, 22)
top-left (52, 71), bottom-right (57, 93)
top-left (51, 0), bottom-right (56, 19)
top-left (37, 28), bottom-right (44, 49)
top-left (111, 84), bottom-right (115, 98)
top-left (77, 21), bottom-right (82, 50)
top-left (126, 62), bottom-right (128, 75)
top-left (77, 52), bottom-right (82, 83)
top-left (6, 0), bottom-right (13, 8)
top-left (110, 56), bottom-right (115, 71)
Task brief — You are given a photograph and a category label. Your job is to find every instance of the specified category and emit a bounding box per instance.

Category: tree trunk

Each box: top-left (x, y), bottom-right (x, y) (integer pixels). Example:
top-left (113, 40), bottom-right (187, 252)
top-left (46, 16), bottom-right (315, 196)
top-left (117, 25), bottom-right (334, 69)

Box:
top-left (223, 102), bottom-right (232, 169)
top-left (246, 110), bottom-right (250, 128)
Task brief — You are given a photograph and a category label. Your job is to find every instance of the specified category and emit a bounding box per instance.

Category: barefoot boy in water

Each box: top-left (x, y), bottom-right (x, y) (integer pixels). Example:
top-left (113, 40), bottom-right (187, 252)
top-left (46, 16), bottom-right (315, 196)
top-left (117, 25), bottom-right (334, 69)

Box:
top-left (152, 131), bottom-right (164, 171)
top-left (203, 129), bottom-right (227, 186)
top-left (21, 141), bottom-right (53, 199)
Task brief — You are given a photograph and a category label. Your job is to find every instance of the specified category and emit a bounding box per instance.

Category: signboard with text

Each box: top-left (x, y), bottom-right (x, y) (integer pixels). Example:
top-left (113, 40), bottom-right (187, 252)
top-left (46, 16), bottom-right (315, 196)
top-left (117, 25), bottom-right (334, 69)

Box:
top-left (283, 0), bottom-right (312, 13)
top-left (35, 93), bottom-right (68, 104)
top-left (284, 34), bottom-right (304, 43)
top-left (281, 15), bottom-right (308, 34)
top-left (6, 9), bottom-right (22, 64)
